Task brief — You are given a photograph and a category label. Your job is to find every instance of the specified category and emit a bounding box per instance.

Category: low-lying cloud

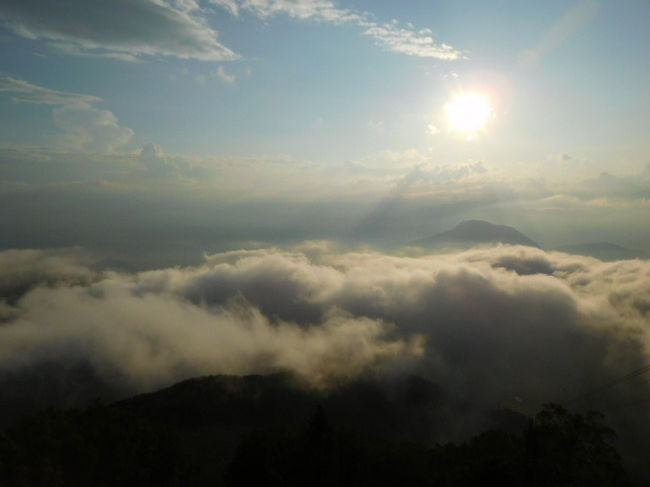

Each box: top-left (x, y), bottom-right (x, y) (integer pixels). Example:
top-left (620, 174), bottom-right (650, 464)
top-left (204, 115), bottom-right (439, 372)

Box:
top-left (2, 244), bottom-right (650, 425)
top-left (3, 285), bottom-right (416, 392)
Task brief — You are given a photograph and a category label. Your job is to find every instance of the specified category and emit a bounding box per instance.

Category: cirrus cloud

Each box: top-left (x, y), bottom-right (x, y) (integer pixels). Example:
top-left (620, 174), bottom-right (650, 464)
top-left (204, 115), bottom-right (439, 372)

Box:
top-left (211, 0), bottom-right (463, 60)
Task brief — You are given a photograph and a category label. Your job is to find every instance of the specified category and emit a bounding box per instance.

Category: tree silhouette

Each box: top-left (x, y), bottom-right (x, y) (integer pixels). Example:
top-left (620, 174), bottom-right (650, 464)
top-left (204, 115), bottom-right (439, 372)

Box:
top-left (226, 430), bottom-right (282, 487)
top-left (524, 403), bottom-right (628, 486)
top-left (299, 405), bottom-right (334, 487)
top-left (0, 382), bottom-right (632, 487)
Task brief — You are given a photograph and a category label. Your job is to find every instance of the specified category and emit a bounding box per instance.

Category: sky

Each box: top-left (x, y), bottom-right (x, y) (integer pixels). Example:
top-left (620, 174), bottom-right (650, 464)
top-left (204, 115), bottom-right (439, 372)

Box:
top-left (0, 0), bottom-right (647, 161)
top-left (2, 1), bottom-right (650, 475)
top-left (0, 0), bottom-right (649, 261)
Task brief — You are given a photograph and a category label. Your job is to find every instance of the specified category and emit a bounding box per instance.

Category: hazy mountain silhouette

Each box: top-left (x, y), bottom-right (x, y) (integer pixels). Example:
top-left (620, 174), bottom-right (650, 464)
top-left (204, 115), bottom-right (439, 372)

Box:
top-left (558, 242), bottom-right (647, 261)
top-left (414, 220), bottom-right (540, 248)
top-left (115, 373), bottom-right (451, 446)
top-left (0, 373), bottom-right (630, 487)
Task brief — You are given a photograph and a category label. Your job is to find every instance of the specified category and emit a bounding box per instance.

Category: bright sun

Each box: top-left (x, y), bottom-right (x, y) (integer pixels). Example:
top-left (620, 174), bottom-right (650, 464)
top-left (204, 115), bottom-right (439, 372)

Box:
top-left (444, 93), bottom-right (492, 134)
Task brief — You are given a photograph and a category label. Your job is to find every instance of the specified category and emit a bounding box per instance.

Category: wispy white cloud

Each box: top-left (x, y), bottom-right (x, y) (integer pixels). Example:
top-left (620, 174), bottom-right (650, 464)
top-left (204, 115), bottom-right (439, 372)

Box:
top-left (0, 75), bottom-right (133, 152)
top-left (49, 42), bottom-right (141, 62)
top-left (360, 22), bottom-right (461, 60)
top-left (211, 0), bottom-right (463, 60)
top-left (51, 103), bottom-right (134, 153)
top-left (213, 0), bottom-right (240, 16)
top-left (221, 0), bottom-right (361, 22)
top-left (0, 75), bottom-right (101, 105)
top-left (213, 65), bottom-right (236, 84)
top-left (1, 0), bottom-right (460, 62)
top-left (0, 0), bottom-right (239, 61)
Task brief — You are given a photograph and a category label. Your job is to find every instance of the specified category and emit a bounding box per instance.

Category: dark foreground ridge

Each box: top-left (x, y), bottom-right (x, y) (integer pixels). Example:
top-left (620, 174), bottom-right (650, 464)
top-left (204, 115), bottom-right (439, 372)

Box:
top-left (0, 373), bottom-right (629, 486)
top-left (414, 220), bottom-right (540, 249)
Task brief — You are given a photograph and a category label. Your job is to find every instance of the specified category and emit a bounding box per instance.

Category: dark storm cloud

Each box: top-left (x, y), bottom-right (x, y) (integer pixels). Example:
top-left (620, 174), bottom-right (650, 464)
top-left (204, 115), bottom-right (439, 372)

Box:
top-left (0, 0), bottom-right (238, 61)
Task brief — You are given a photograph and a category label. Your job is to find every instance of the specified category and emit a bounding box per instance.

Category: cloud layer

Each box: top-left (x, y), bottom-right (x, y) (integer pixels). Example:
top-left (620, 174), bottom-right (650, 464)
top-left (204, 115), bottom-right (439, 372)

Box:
top-left (2, 244), bottom-right (650, 439)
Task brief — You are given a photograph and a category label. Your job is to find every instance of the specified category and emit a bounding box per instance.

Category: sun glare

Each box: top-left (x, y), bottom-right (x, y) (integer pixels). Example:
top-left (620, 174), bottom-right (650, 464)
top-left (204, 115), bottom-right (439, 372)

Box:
top-left (444, 92), bottom-right (492, 134)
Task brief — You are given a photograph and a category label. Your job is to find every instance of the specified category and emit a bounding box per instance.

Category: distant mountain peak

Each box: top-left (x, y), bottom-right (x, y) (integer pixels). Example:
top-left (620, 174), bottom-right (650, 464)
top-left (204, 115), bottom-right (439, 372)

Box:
top-left (414, 220), bottom-right (540, 248)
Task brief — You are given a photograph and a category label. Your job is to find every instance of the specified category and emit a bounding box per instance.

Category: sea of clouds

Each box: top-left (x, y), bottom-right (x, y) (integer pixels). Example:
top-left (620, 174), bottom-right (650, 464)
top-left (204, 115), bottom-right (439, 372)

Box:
top-left (1, 242), bottom-right (650, 466)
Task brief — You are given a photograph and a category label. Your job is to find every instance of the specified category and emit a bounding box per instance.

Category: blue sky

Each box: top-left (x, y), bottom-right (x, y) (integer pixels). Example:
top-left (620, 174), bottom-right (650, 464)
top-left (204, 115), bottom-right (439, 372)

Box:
top-left (1, 0), bottom-right (647, 163)
top-left (0, 0), bottom-right (649, 256)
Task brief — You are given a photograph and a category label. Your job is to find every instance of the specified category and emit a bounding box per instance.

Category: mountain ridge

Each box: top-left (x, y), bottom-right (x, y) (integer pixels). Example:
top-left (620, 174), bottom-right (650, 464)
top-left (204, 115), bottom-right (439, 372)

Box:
top-left (0, 372), bottom-right (629, 486)
top-left (413, 219), bottom-right (540, 248)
